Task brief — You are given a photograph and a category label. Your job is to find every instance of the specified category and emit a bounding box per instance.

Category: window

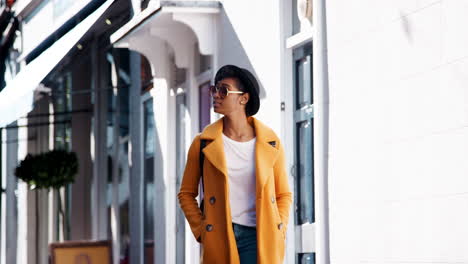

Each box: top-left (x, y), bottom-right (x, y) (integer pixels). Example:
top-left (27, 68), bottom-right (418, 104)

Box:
top-left (143, 98), bottom-right (155, 264)
top-left (53, 73), bottom-right (72, 150)
top-left (141, 0), bottom-right (150, 11)
top-left (52, 72), bottom-right (72, 240)
top-left (106, 48), bottom-right (131, 261)
top-left (294, 43), bottom-right (313, 226)
top-left (141, 55), bottom-right (153, 93)
top-left (293, 42), bottom-right (314, 263)
top-left (199, 82), bottom-right (211, 131)
top-left (298, 253), bottom-right (316, 264)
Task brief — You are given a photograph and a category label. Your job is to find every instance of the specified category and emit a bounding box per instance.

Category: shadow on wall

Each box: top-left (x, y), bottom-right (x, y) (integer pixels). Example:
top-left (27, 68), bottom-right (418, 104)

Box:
top-left (399, 11), bottom-right (413, 43)
top-left (217, 8), bottom-right (266, 100)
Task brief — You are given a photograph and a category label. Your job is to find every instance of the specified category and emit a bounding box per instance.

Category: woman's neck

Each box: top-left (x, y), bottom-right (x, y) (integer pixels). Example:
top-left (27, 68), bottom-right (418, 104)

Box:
top-left (222, 115), bottom-right (255, 141)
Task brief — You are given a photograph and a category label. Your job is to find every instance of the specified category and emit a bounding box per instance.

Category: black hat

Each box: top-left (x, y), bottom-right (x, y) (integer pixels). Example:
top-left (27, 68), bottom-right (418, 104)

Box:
top-left (214, 65), bottom-right (260, 116)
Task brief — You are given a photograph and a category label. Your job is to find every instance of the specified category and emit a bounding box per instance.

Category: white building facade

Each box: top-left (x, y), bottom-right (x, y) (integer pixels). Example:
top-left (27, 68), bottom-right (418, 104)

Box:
top-left (0, 0), bottom-right (316, 263)
top-left (3, 0), bottom-right (468, 264)
top-left (325, 1), bottom-right (468, 264)
top-left (110, 0), bottom-right (315, 263)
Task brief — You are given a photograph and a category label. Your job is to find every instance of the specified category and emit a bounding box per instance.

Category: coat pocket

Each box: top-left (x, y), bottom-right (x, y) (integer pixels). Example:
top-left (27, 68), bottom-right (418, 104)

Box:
top-left (272, 202), bottom-right (286, 241)
top-left (197, 219), bottom-right (206, 243)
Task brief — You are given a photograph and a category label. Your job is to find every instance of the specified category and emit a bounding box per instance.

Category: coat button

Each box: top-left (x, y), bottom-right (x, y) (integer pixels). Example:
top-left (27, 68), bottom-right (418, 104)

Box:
top-left (209, 196), bottom-right (216, 205)
top-left (206, 224), bottom-right (213, 232)
top-left (278, 223), bottom-right (283, 230)
top-left (271, 197), bottom-right (275, 203)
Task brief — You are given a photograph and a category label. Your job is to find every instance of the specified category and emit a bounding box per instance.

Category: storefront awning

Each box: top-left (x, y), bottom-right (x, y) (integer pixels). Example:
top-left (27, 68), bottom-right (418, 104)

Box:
top-left (110, 1), bottom-right (220, 68)
top-left (0, 0), bottom-right (115, 128)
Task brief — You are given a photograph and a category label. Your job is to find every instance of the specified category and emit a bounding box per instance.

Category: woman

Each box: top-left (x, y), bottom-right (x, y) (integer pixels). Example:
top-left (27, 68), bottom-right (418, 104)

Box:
top-left (178, 65), bottom-right (292, 264)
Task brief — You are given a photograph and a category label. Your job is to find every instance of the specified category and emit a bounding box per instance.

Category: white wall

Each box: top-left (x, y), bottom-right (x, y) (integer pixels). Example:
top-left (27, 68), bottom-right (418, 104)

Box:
top-left (326, 1), bottom-right (468, 263)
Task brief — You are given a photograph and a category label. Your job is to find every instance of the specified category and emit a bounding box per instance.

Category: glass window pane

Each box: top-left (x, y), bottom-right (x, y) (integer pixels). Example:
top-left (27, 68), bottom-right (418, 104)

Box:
top-left (141, 55), bottom-right (153, 93)
top-left (296, 54), bottom-right (313, 109)
top-left (298, 253), bottom-right (315, 264)
top-left (199, 82), bottom-right (211, 131)
top-left (119, 142), bottom-right (130, 261)
top-left (143, 98), bottom-right (154, 263)
top-left (144, 100), bottom-right (155, 157)
top-left (119, 87), bottom-right (129, 137)
top-left (141, 0), bottom-right (150, 10)
top-left (297, 120), bottom-right (314, 224)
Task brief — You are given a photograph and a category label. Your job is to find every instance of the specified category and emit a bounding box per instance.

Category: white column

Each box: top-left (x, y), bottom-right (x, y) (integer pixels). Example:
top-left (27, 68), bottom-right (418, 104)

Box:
top-left (125, 35), bottom-right (170, 264)
top-left (149, 39), bottom-right (171, 264)
top-left (2, 125), bottom-right (19, 264)
top-left (185, 44), bottom-right (201, 264)
top-left (313, 0), bottom-right (331, 263)
top-left (16, 119), bottom-right (29, 264)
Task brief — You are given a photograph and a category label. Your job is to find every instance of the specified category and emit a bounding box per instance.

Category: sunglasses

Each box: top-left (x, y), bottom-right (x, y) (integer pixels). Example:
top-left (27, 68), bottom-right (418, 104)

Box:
top-left (209, 83), bottom-right (244, 99)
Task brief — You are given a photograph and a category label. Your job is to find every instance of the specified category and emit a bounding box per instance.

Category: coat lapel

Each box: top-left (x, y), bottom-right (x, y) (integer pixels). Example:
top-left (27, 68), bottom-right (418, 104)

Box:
top-left (251, 117), bottom-right (279, 194)
top-left (199, 116), bottom-right (280, 192)
top-left (200, 118), bottom-right (228, 177)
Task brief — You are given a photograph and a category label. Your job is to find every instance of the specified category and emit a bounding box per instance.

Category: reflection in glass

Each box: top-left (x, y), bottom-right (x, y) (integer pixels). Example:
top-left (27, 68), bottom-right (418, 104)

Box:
top-left (118, 142), bottom-right (130, 262)
top-left (297, 121), bottom-right (314, 224)
top-left (144, 100), bottom-right (155, 157)
top-left (296, 54), bottom-right (312, 108)
top-left (294, 44), bottom-right (314, 227)
top-left (298, 253), bottom-right (315, 264)
top-left (143, 99), bottom-right (155, 264)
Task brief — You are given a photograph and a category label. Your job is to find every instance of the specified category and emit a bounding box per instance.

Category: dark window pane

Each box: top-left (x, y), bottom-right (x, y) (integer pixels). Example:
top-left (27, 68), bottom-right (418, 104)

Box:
top-left (175, 67), bottom-right (186, 86)
top-left (118, 50), bottom-right (130, 137)
top-left (199, 82), bottom-right (211, 131)
top-left (141, 0), bottom-right (150, 10)
top-left (296, 54), bottom-right (313, 109)
top-left (144, 156), bottom-right (154, 235)
top-left (298, 253), bottom-right (315, 264)
top-left (141, 55), bottom-right (153, 93)
top-left (297, 120), bottom-right (314, 224)
top-left (53, 72), bottom-right (72, 150)
top-left (294, 43), bottom-right (314, 229)
top-left (119, 142), bottom-right (130, 261)
top-left (144, 100), bottom-right (155, 157)
top-left (143, 98), bottom-right (154, 264)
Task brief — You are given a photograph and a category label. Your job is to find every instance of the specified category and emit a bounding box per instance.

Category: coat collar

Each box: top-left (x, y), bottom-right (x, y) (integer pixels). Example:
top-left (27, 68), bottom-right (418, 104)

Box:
top-left (200, 116), bottom-right (277, 141)
top-left (200, 116), bottom-right (280, 193)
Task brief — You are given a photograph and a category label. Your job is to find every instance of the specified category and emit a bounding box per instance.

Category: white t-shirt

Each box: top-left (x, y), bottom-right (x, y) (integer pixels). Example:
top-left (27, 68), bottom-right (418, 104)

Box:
top-left (222, 133), bottom-right (257, 227)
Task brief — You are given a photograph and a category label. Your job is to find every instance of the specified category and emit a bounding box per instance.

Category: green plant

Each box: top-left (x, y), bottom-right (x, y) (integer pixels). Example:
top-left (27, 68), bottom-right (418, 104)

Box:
top-left (15, 149), bottom-right (78, 189)
top-left (15, 149), bottom-right (78, 240)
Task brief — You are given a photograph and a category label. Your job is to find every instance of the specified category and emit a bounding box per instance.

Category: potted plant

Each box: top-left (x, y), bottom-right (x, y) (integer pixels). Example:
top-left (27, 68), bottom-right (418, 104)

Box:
top-left (15, 149), bottom-right (78, 239)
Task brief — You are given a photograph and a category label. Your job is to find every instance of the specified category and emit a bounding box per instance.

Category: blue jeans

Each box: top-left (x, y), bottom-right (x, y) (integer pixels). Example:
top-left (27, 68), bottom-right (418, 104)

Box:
top-left (232, 223), bottom-right (257, 264)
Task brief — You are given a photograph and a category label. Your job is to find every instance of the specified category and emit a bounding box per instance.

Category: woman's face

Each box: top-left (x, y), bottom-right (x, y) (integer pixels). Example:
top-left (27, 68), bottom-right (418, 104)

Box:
top-left (211, 77), bottom-right (249, 117)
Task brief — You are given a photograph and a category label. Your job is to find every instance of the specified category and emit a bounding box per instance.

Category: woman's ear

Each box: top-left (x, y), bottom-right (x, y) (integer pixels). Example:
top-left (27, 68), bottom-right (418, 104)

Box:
top-left (240, 93), bottom-right (250, 105)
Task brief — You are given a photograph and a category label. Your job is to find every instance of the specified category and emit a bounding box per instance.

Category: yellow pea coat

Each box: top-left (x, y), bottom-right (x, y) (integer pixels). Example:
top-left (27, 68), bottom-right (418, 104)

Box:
top-left (178, 116), bottom-right (292, 264)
